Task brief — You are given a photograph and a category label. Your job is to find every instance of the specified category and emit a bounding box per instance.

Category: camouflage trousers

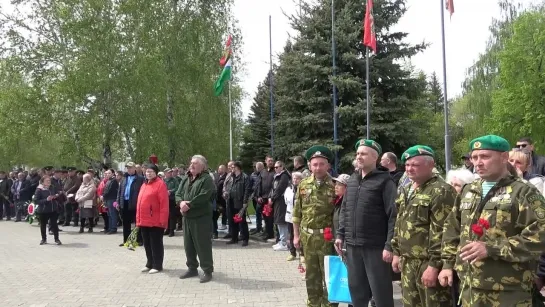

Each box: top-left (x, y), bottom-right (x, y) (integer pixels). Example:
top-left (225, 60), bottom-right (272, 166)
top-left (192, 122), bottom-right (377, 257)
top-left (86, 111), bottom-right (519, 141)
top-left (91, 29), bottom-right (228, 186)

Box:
top-left (300, 229), bottom-right (335, 307)
top-left (401, 258), bottom-right (452, 307)
top-left (460, 288), bottom-right (532, 307)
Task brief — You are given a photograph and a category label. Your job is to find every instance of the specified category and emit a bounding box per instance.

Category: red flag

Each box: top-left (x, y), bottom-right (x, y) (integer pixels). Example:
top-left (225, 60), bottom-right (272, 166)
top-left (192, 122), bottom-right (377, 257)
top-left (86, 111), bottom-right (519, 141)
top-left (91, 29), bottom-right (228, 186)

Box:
top-left (446, 0), bottom-right (454, 16)
top-left (363, 0), bottom-right (377, 53)
top-left (219, 35), bottom-right (232, 67)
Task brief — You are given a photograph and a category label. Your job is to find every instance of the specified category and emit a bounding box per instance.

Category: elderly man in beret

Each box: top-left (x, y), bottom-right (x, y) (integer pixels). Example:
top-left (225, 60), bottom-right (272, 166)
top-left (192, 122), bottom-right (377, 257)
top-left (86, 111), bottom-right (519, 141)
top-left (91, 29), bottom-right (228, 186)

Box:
top-left (440, 135), bottom-right (545, 306)
top-left (334, 139), bottom-right (397, 307)
top-left (292, 145), bottom-right (336, 307)
top-left (391, 145), bottom-right (457, 306)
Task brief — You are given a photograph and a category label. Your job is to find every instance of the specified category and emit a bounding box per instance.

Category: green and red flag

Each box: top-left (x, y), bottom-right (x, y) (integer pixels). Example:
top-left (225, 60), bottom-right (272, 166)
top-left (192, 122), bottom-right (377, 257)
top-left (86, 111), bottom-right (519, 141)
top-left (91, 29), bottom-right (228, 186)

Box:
top-left (363, 0), bottom-right (377, 53)
top-left (215, 36), bottom-right (233, 96)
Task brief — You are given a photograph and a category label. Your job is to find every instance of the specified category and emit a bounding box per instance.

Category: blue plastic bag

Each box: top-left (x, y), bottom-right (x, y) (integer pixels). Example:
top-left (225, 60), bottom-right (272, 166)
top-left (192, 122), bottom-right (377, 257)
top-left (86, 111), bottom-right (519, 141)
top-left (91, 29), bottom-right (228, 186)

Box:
top-left (324, 255), bottom-right (352, 304)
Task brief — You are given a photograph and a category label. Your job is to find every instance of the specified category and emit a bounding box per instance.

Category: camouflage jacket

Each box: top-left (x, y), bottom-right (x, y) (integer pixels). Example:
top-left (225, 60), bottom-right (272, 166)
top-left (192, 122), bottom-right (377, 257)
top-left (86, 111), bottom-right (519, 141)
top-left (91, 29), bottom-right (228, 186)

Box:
top-left (442, 175), bottom-right (545, 291)
top-left (292, 174), bottom-right (335, 229)
top-left (391, 175), bottom-right (456, 269)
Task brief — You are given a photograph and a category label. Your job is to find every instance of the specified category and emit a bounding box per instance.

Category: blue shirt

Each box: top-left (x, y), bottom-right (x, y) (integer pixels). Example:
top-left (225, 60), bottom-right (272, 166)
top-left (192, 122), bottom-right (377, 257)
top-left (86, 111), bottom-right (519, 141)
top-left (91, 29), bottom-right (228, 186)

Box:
top-left (124, 175), bottom-right (136, 200)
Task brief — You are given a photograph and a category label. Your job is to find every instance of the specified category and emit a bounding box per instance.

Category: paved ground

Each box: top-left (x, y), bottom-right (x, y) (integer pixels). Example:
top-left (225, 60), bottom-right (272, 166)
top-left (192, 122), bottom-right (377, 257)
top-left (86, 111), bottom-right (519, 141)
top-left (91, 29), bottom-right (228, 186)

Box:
top-left (0, 218), bottom-right (402, 307)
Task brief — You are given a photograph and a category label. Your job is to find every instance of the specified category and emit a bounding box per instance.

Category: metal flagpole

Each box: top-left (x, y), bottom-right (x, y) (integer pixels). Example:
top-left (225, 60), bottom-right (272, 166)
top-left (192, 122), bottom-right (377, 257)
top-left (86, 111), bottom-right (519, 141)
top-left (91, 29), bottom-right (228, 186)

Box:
top-left (331, 0), bottom-right (339, 172)
top-left (366, 48), bottom-right (370, 139)
top-left (440, 0), bottom-right (451, 172)
top-left (228, 81), bottom-right (233, 160)
top-left (269, 15), bottom-right (274, 157)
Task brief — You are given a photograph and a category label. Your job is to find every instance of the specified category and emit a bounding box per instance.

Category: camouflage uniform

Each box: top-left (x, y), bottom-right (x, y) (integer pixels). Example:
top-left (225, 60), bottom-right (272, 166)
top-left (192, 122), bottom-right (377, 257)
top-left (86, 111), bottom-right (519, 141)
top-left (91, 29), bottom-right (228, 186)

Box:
top-left (442, 176), bottom-right (545, 307)
top-left (391, 175), bottom-right (456, 307)
top-left (293, 174), bottom-right (336, 307)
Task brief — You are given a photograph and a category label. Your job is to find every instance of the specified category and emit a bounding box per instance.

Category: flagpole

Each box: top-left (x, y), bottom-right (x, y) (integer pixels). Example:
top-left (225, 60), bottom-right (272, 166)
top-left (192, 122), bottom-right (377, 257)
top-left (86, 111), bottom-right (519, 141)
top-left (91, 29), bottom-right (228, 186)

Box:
top-left (269, 15), bottom-right (274, 157)
top-left (366, 47), bottom-right (370, 139)
top-left (331, 0), bottom-right (339, 172)
top-left (440, 0), bottom-right (451, 172)
top-left (228, 81), bottom-right (233, 160)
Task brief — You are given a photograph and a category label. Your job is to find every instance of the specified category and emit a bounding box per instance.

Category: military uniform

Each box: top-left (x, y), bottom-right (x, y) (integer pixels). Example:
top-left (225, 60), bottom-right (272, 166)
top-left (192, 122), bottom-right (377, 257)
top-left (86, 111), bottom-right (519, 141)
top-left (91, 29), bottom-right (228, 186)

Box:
top-left (391, 145), bottom-right (456, 307)
top-left (442, 135), bottom-right (545, 307)
top-left (292, 145), bottom-right (336, 307)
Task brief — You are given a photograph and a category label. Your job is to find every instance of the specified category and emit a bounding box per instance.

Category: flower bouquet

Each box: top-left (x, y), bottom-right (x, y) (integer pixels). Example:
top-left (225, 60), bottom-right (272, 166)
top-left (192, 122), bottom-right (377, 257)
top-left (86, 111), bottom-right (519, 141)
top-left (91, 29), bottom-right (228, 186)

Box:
top-left (323, 227), bottom-right (334, 242)
top-left (458, 218), bottom-right (490, 305)
top-left (233, 214), bottom-right (243, 223)
top-left (26, 202), bottom-right (36, 224)
top-left (262, 201), bottom-right (273, 217)
top-left (124, 227), bottom-right (140, 251)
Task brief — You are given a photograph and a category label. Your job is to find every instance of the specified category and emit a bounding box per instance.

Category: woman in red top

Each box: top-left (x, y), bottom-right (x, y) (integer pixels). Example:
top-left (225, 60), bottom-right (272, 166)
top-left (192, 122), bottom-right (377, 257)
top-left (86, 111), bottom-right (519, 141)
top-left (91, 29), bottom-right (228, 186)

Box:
top-left (136, 164), bottom-right (169, 274)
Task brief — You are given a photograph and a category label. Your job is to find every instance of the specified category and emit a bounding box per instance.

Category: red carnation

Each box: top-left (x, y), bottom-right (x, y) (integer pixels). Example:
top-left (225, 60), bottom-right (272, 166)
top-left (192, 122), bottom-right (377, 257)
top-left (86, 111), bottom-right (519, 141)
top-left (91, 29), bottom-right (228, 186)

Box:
top-left (323, 227), bottom-right (334, 241)
top-left (478, 218), bottom-right (490, 230)
top-left (471, 224), bottom-right (484, 238)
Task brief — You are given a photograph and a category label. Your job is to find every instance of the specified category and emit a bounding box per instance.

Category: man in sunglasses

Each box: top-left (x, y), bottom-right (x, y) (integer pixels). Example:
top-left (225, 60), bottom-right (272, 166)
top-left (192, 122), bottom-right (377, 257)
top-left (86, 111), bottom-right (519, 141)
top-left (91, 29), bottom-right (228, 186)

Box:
top-left (516, 137), bottom-right (545, 176)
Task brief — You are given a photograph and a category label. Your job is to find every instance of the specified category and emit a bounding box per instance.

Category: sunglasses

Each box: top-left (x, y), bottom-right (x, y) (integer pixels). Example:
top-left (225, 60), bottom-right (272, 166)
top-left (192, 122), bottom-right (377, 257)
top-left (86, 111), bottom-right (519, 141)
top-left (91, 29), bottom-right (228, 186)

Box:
top-left (516, 144), bottom-right (528, 148)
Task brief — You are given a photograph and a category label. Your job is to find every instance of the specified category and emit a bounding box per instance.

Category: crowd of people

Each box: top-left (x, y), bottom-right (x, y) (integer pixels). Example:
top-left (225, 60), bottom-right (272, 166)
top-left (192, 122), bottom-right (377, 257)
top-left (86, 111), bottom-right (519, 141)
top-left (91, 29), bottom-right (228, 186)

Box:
top-left (2, 135), bottom-right (545, 306)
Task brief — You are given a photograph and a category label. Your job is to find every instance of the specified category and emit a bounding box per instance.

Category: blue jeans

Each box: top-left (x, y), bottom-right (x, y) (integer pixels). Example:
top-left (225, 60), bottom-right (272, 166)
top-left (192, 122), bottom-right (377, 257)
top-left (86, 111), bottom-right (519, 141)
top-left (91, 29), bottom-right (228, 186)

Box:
top-left (106, 200), bottom-right (117, 232)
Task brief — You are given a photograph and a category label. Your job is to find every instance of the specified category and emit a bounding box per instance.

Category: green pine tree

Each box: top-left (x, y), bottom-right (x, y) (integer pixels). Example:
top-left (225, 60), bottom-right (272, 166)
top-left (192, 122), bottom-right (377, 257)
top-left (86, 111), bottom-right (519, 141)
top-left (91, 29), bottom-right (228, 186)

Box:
top-left (428, 72), bottom-right (444, 114)
top-left (271, 0), bottom-right (427, 171)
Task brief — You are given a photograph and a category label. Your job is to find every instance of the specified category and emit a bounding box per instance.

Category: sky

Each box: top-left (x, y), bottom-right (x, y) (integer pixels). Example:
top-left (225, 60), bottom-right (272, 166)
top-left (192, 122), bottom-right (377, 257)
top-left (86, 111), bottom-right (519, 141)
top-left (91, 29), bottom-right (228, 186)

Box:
top-left (233, 0), bottom-right (538, 118)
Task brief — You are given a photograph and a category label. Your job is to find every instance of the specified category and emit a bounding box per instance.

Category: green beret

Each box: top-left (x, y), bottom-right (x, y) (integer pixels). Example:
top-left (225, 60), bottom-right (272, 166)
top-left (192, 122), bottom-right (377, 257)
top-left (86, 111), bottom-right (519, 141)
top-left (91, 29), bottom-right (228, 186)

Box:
top-left (401, 145), bottom-right (435, 163)
top-left (355, 139), bottom-right (382, 155)
top-left (305, 145), bottom-right (333, 163)
top-left (469, 135), bottom-right (510, 152)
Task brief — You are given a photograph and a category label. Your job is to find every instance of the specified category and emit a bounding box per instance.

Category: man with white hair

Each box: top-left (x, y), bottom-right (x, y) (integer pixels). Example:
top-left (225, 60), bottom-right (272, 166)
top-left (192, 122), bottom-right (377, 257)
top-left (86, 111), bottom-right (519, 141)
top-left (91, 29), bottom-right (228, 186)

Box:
top-left (176, 155), bottom-right (215, 283)
top-left (446, 168), bottom-right (475, 194)
top-left (391, 145), bottom-right (457, 306)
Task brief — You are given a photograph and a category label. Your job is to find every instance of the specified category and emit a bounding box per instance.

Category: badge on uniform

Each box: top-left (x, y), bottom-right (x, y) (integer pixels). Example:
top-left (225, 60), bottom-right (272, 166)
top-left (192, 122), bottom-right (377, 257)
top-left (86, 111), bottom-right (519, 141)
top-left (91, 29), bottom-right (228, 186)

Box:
top-left (460, 202), bottom-right (473, 210)
top-left (528, 194), bottom-right (545, 222)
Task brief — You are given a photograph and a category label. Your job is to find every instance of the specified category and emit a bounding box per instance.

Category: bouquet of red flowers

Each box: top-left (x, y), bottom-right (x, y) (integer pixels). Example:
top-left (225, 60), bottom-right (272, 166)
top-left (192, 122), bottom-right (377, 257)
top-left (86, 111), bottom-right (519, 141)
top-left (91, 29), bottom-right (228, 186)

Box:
top-left (262, 201), bottom-right (273, 217)
top-left (323, 227), bottom-right (334, 241)
top-left (233, 214), bottom-right (243, 223)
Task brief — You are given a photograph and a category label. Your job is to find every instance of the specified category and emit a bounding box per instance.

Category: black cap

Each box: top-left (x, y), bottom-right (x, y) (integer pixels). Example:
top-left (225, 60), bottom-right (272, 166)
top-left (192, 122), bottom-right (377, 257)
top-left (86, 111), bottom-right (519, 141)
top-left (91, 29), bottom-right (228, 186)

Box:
top-left (461, 153), bottom-right (470, 159)
top-left (43, 166), bottom-right (54, 171)
top-left (67, 167), bottom-right (77, 171)
top-left (76, 170), bottom-right (85, 175)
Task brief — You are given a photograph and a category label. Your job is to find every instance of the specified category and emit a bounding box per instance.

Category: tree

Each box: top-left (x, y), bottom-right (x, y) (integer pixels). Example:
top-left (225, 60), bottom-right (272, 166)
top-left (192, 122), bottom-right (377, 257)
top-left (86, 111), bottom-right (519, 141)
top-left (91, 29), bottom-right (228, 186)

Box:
top-left (270, 0), bottom-right (426, 172)
top-left (488, 10), bottom-right (545, 147)
top-left (0, 0), bottom-right (241, 169)
top-left (427, 72), bottom-right (444, 114)
top-left (239, 71), bottom-right (277, 171)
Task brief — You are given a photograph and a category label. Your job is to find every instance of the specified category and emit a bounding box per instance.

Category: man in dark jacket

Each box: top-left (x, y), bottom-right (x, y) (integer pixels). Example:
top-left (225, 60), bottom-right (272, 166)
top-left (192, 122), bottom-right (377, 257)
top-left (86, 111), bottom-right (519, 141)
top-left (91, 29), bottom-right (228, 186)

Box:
top-left (255, 155), bottom-right (276, 241)
top-left (380, 152), bottom-right (404, 185)
top-left (335, 139), bottom-right (397, 307)
top-left (0, 171), bottom-right (12, 221)
top-left (117, 162), bottom-right (144, 246)
top-left (63, 167), bottom-right (82, 226)
top-left (163, 168), bottom-right (179, 237)
top-left (215, 165), bottom-right (228, 236)
top-left (225, 161), bottom-right (252, 246)
top-left (102, 169), bottom-right (119, 234)
top-left (269, 161), bottom-right (291, 251)
top-left (249, 162), bottom-right (264, 235)
top-left (10, 172), bottom-right (32, 221)
top-left (516, 137), bottom-right (545, 176)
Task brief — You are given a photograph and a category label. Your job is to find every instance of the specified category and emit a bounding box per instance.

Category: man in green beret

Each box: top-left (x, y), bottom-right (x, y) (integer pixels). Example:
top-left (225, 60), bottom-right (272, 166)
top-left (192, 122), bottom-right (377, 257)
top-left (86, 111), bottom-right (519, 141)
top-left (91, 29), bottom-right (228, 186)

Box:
top-left (391, 145), bottom-right (456, 306)
top-left (292, 145), bottom-right (336, 307)
top-left (334, 139), bottom-right (397, 307)
top-left (440, 135), bottom-right (545, 306)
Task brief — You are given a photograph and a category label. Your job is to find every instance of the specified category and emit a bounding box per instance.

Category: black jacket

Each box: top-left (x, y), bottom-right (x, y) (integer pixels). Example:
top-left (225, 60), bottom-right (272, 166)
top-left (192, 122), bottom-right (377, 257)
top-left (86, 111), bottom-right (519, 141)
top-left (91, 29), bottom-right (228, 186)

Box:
top-left (270, 170), bottom-right (291, 225)
top-left (0, 178), bottom-right (12, 203)
top-left (256, 168), bottom-right (275, 199)
top-left (116, 173), bottom-right (144, 211)
top-left (228, 173), bottom-right (252, 210)
top-left (338, 167), bottom-right (397, 250)
top-left (390, 170), bottom-right (404, 186)
top-left (34, 185), bottom-right (60, 214)
top-left (103, 177), bottom-right (119, 201)
top-left (531, 153), bottom-right (545, 176)
top-left (216, 173), bottom-right (227, 204)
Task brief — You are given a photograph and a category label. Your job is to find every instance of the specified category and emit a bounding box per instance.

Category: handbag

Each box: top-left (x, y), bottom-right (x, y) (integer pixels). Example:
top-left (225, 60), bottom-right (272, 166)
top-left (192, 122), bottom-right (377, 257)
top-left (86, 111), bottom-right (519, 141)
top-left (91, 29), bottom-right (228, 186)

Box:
top-left (324, 255), bottom-right (352, 304)
top-left (83, 199), bottom-right (93, 209)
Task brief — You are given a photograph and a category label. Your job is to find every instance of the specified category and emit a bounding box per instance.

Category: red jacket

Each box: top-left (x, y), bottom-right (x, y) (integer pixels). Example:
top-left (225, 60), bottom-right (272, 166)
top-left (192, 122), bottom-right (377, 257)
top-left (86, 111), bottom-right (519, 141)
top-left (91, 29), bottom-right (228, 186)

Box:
top-left (136, 177), bottom-right (169, 229)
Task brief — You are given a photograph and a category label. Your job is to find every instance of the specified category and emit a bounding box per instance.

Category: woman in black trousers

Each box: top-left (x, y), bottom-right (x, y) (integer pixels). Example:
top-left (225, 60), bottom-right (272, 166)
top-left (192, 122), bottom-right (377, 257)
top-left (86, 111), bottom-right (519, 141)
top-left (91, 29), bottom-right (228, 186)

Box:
top-left (34, 175), bottom-right (62, 245)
